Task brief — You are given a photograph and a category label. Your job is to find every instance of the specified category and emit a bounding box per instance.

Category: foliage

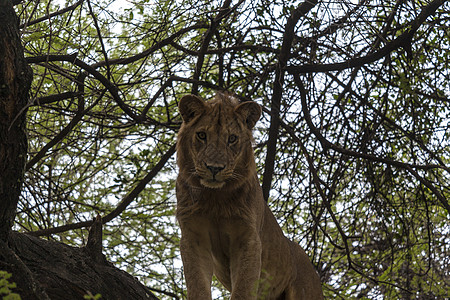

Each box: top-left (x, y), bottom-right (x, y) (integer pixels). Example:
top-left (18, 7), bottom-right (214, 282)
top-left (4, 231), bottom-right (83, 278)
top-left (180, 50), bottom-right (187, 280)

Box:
top-left (13, 0), bottom-right (450, 299)
top-left (0, 271), bottom-right (21, 300)
top-left (84, 291), bottom-right (102, 300)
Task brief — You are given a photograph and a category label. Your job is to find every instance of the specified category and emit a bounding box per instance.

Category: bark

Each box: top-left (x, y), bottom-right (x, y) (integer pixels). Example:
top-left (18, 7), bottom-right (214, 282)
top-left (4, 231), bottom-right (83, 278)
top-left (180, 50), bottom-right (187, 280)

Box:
top-left (7, 225), bottom-right (158, 300)
top-left (0, 0), bottom-right (32, 241)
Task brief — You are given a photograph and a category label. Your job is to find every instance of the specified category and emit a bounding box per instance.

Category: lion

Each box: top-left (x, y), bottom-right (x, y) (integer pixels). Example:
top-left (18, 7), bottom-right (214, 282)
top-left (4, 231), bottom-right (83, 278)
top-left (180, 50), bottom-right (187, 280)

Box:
top-left (176, 92), bottom-right (324, 300)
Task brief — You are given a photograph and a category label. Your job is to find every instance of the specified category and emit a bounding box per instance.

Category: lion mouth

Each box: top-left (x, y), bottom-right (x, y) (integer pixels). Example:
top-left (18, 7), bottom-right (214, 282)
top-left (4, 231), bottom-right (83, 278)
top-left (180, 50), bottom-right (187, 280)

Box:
top-left (200, 178), bottom-right (225, 189)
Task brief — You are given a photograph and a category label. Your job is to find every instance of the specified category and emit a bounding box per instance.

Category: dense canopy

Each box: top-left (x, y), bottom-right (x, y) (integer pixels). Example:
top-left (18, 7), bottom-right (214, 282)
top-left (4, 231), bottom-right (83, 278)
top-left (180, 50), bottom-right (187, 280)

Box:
top-left (12, 0), bottom-right (449, 298)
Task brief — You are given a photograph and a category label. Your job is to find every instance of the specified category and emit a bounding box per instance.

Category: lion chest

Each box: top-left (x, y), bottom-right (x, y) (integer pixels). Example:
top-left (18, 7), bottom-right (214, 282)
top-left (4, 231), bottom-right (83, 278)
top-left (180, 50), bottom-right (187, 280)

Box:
top-left (180, 212), bottom-right (261, 289)
top-left (208, 218), bottom-right (259, 290)
top-left (209, 223), bottom-right (232, 268)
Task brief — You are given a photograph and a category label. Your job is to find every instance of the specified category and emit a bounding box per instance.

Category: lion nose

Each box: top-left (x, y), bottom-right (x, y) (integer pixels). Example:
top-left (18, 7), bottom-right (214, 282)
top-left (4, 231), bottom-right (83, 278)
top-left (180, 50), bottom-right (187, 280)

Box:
top-left (206, 165), bottom-right (224, 176)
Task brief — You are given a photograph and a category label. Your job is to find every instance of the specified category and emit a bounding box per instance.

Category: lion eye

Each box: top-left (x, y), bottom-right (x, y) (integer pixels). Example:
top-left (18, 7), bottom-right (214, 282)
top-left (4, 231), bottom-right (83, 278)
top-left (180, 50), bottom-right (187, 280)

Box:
top-left (228, 134), bottom-right (237, 144)
top-left (197, 132), bottom-right (207, 140)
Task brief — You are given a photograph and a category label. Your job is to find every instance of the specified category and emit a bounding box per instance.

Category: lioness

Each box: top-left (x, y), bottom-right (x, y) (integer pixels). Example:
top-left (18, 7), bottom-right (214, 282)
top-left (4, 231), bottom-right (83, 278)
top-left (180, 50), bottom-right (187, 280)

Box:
top-left (176, 93), bottom-right (323, 300)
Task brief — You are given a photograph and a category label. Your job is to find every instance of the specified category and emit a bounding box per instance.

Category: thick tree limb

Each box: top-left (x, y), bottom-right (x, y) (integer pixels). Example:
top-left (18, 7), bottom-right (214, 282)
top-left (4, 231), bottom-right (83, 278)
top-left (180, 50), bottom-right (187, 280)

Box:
top-left (9, 232), bottom-right (158, 299)
top-left (261, 0), bottom-right (318, 202)
top-left (0, 239), bottom-right (50, 300)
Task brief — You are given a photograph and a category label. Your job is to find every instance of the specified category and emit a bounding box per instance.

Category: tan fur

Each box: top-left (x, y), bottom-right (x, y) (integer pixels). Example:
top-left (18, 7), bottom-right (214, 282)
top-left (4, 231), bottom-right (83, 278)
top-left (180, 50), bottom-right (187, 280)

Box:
top-left (176, 93), bottom-right (324, 300)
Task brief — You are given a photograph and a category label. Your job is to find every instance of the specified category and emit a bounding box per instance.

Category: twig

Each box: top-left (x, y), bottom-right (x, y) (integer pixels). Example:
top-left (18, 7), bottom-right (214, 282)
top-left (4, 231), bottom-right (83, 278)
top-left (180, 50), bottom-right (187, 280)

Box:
top-left (19, 0), bottom-right (84, 29)
top-left (286, 0), bottom-right (446, 74)
top-left (26, 53), bottom-right (139, 120)
top-left (28, 143), bottom-right (176, 236)
top-left (293, 74), bottom-right (450, 213)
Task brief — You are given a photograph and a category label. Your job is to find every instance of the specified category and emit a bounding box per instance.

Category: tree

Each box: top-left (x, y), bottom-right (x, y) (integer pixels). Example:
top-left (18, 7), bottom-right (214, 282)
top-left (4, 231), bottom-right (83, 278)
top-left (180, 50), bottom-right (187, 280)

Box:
top-left (1, 0), bottom-right (158, 298)
top-left (4, 0), bottom-right (450, 298)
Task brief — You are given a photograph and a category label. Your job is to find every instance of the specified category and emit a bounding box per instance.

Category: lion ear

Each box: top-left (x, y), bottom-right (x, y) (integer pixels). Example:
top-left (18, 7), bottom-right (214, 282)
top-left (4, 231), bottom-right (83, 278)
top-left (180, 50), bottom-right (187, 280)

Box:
top-left (179, 94), bottom-right (206, 123)
top-left (235, 101), bottom-right (261, 129)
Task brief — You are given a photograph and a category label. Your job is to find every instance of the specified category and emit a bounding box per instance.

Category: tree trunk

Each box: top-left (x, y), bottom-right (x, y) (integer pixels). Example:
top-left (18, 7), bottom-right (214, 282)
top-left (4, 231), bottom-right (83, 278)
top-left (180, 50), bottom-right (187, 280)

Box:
top-left (0, 1), bottom-right (159, 299)
top-left (0, 0), bottom-right (31, 241)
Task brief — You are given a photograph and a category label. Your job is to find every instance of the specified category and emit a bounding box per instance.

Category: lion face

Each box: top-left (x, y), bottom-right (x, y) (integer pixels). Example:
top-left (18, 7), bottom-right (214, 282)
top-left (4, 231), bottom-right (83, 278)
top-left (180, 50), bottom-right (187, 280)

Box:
top-left (177, 93), bottom-right (261, 189)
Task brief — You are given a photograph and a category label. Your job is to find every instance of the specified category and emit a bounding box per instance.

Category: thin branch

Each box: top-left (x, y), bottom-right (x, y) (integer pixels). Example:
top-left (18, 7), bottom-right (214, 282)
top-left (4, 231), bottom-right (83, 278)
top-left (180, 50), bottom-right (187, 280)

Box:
top-left (87, 0), bottom-right (111, 80)
top-left (91, 24), bottom-right (208, 68)
top-left (27, 143), bottom-right (176, 236)
top-left (26, 73), bottom-right (86, 171)
top-left (325, 70), bottom-right (450, 173)
top-left (102, 143), bottom-right (176, 223)
top-left (294, 74), bottom-right (450, 213)
top-left (140, 77), bottom-right (176, 118)
top-left (286, 0), bottom-right (446, 74)
top-left (26, 53), bottom-right (139, 120)
top-left (170, 41), bottom-right (279, 56)
top-left (138, 74), bottom-right (225, 120)
top-left (19, 0), bottom-right (84, 29)
top-left (172, 75), bottom-right (223, 92)
top-left (146, 286), bottom-right (180, 300)
top-left (32, 91), bottom-right (82, 106)
top-left (191, 0), bottom-right (234, 94)
top-left (272, 105), bottom-right (443, 292)
top-left (215, 30), bottom-right (224, 88)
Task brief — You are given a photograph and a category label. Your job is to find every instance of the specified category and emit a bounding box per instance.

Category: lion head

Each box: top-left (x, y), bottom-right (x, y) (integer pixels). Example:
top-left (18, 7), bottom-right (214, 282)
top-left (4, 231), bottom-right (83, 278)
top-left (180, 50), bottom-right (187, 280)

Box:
top-left (176, 93), bottom-right (261, 190)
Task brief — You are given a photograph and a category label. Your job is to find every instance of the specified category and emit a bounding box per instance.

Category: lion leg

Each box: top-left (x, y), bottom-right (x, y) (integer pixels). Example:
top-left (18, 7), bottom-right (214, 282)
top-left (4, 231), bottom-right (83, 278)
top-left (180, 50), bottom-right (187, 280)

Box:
top-left (284, 281), bottom-right (323, 300)
top-left (179, 220), bottom-right (214, 300)
top-left (229, 232), bottom-right (262, 300)
top-left (284, 242), bottom-right (324, 300)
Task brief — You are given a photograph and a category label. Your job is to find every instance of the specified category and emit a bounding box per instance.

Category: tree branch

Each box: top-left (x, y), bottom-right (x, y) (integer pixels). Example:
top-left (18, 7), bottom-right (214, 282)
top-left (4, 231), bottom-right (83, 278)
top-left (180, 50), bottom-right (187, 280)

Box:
top-left (26, 73), bottom-right (86, 171)
top-left (87, 0), bottom-right (111, 80)
top-left (91, 24), bottom-right (208, 68)
top-left (262, 0), bottom-right (318, 202)
top-left (19, 0), bottom-right (84, 29)
top-left (286, 0), bottom-right (446, 74)
top-left (191, 0), bottom-right (234, 94)
top-left (325, 70), bottom-right (450, 173)
top-left (28, 143), bottom-right (176, 236)
top-left (0, 239), bottom-right (50, 300)
top-left (32, 91), bottom-right (82, 106)
top-left (0, 0), bottom-right (32, 240)
top-left (26, 54), bottom-right (139, 120)
top-left (294, 74), bottom-right (450, 213)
